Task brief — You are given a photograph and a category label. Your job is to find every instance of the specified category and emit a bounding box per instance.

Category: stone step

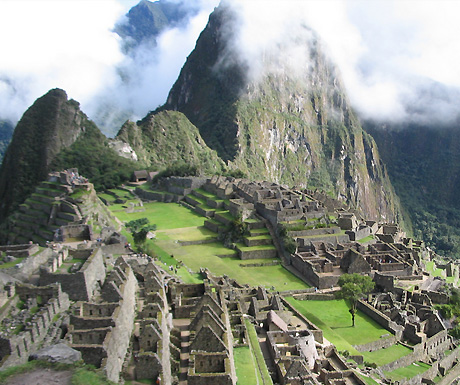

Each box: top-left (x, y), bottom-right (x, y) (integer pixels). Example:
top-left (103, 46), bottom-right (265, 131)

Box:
top-left (19, 207), bottom-right (49, 219)
top-left (194, 205), bottom-right (215, 218)
top-left (249, 228), bottom-right (270, 236)
top-left (246, 220), bottom-right (265, 230)
top-left (206, 198), bottom-right (225, 209)
top-left (237, 244), bottom-right (277, 260)
top-left (56, 211), bottom-right (80, 222)
top-left (26, 199), bottom-right (54, 214)
top-left (185, 195), bottom-right (201, 207)
top-left (36, 186), bottom-right (64, 198)
top-left (180, 201), bottom-right (195, 211)
top-left (18, 213), bottom-right (48, 227)
top-left (192, 189), bottom-right (214, 202)
top-left (214, 212), bottom-right (233, 226)
top-left (55, 217), bottom-right (73, 227)
top-left (244, 236), bottom-right (273, 247)
top-left (31, 193), bottom-right (56, 204)
top-left (37, 228), bottom-right (54, 241)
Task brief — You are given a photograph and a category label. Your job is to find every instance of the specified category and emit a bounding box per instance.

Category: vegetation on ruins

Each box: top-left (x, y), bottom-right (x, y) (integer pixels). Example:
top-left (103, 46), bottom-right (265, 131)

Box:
top-left (125, 217), bottom-right (157, 247)
top-left (218, 214), bottom-right (249, 247)
top-left (278, 224), bottom-right (297, 254)
top-left (435, 287), bottom-right (460, 338)
top-left (51, 121), bottom-right (138, 191)
top-left (338, 274), bottom-right (375, 327)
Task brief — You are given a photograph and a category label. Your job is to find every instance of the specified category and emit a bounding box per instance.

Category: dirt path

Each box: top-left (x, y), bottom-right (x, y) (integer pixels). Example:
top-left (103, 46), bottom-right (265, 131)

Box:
top-left (3, 368), bottom-right (73, 385)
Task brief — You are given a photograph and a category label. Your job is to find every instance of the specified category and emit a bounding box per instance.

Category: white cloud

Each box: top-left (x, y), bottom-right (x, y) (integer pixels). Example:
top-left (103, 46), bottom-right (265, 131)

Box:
top-left (225, 0), bottom-right (460, 123)
top-left (1, 0), bottom-right (460, 130)
top-left (0, 0), bottom-right (125, 122)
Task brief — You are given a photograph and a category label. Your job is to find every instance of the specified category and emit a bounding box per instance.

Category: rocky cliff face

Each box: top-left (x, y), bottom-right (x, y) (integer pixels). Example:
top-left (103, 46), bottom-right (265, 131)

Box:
top-left (0, 89), bottom-right (91, 221)
top-left (163, 4), bottom-right (400, 221)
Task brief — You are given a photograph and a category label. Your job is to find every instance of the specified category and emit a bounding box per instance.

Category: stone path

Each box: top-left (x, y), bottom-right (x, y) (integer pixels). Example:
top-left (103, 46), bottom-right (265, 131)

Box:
top-left (179, 330), bottom-right (190, 385)
top-left (4, 368), bottom-right (72, 385)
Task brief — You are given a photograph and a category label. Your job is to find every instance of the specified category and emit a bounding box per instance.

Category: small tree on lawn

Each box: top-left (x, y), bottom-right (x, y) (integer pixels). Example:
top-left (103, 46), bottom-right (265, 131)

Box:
top-left (125, 218), bottom-right (157, 248)
top-left (338, 273), bottom-right (375, 327)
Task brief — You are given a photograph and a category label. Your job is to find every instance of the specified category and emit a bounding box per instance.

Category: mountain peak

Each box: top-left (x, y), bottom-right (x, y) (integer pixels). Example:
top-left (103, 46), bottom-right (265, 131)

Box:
top-left (163, 4), bottom-right (400, 222)
top-left (0, 89), bottom-right (89, 221)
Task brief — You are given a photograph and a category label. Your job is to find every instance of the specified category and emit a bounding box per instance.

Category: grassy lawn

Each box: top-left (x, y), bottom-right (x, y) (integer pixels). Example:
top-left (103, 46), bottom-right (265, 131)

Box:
top-left (195, 188), bottom-right (217, 198)
top-left (285, 298), bottom-right (401, 360)
top-left (159, 226), bottom-right (217, 242)
top-left (250, 228), bottom-right (270, 235)
top-left (109, 201), bottom-right (309, 290)
top-left (234, 346), bottom-right (261, 385)
top-left (362, 344), bottom-right (413, 366)
top-left (246, 234), bottom-right (272, 241)
top-left (156, 234), bottom-right (307, 290)
top-left (109, 202), bottom-right (205, 229)
top-left (384, 361), bottom-right (431, 381)
top-left (244, 318), bottom-right (273, 385)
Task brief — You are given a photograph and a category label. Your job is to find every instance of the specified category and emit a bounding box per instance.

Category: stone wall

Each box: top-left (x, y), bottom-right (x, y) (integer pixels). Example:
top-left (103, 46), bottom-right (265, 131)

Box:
top-left (356, 300), bottom-right (403, 338)
top-left (135, 352), bottom-right (162, 380)
top-left (439, 346), bottom-right (460, 375)
top-left (353, 335), bottom-right (398, 352)
top-left (238, 248), bottom-right (277, 260)
top-left (422, 290), bottom-right (449, 304)
top-left (104, 267), bottom-right (138, 383)
top-left (0, 244), bottom-right (39, 258)
top-left (288, 227), bottom-right (341, 238)
top-left (70, 261), bottom-right (138, 384)
top-left (61, 224), bottom-right (92, 241)
top-left (8, 248), bottom-right (53, 280)
top-left (380, 347), bottom-right (420, 372)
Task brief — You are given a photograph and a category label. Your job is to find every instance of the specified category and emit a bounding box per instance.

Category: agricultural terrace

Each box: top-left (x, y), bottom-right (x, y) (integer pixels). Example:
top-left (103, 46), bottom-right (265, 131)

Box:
top-left (286, 298), bottom-right (412, 366)
top-left (103, 191), bottom-right (309, 291)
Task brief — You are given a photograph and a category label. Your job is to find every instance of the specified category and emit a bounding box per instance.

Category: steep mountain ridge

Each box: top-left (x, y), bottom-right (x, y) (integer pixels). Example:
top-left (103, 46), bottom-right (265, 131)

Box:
top-left (163, 4), bottom-right (401, 221)
top-left (0, 89), bottom-right (90, 221)
top-left (116, 110), bottom-right (226, 173)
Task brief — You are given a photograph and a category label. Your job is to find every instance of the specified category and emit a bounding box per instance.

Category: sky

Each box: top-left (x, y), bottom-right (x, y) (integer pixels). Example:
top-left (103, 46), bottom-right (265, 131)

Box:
top-left (0, 0), bottom-right (460, 134)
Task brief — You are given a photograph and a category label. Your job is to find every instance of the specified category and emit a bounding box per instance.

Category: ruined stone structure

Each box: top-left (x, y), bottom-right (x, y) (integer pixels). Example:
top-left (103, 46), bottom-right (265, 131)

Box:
top-left (40, 247), bottom-right (106, 301)
top-left (0, 173), bottom-right (458, 384)
top-left (69, 257), bottom-right (138, 383)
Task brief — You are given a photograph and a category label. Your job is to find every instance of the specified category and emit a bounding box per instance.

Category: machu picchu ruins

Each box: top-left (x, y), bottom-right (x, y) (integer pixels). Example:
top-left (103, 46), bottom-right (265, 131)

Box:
top-left (0, 170), bottom-right (458, 385)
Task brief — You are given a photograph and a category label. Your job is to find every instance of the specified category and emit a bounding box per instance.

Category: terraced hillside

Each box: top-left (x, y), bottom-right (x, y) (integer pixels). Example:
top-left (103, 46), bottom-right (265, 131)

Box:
top-left (5, 173), bottom-right (117, 245)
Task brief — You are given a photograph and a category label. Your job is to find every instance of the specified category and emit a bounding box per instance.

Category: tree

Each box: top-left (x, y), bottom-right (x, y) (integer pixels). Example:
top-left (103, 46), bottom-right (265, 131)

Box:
top-left (338, 273), bottom-right (375, 327)
top-left (125, 218), bottom-right (157, 246)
